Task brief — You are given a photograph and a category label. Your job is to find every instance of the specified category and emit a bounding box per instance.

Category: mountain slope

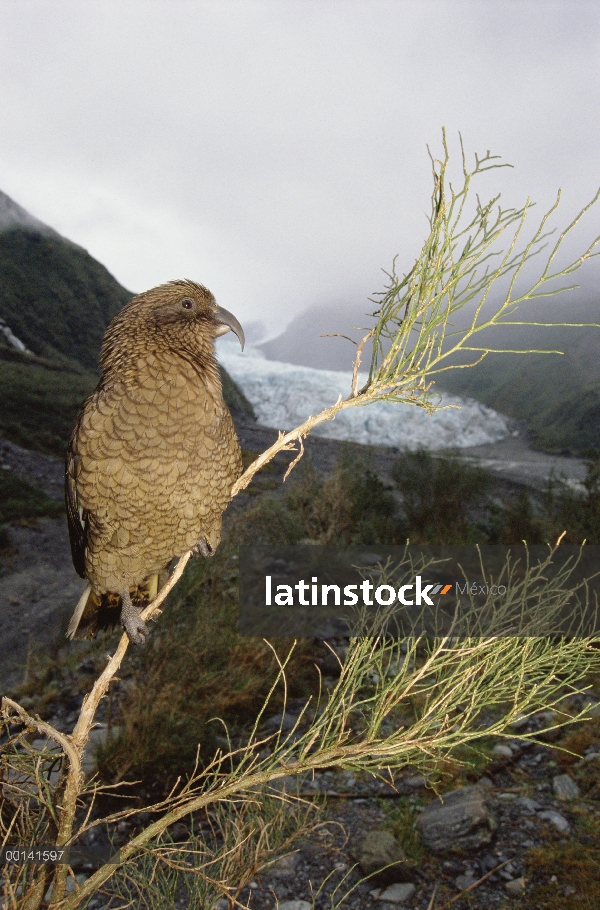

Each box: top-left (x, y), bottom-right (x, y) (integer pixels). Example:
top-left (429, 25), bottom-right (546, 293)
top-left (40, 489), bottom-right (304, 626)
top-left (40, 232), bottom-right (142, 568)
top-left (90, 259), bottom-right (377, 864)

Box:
top-left (0, 229), bottom-right (133, 371)
top-left (436, 292), bottom-right (600, 455)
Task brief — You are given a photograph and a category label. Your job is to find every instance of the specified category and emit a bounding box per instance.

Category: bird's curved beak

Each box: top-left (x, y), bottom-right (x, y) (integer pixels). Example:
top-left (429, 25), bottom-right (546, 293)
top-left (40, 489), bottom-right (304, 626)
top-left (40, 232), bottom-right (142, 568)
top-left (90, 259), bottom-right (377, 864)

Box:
top-left (214, 305), bottom-right (245, 350)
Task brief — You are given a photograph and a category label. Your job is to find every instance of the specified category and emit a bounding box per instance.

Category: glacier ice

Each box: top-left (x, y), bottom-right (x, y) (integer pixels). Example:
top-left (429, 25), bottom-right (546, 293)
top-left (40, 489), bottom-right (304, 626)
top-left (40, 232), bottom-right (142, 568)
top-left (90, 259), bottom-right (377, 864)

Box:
top-left (218, 342), bottom-right (509, 450)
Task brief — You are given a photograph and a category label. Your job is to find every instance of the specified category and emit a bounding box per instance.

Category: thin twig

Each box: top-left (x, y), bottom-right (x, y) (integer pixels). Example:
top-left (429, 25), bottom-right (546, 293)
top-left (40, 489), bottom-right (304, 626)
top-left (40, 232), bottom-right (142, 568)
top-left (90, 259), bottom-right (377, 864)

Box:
top-left (283, 435), bottom-right (305, 482)
top-left (434, 860), bottom-right (511, 910)
top-left (351, 328), bottom-right (375, 398)
top-left (320, 333), bottom-right (358, 345)
top-left (1, 699), bottom-right (81, 779)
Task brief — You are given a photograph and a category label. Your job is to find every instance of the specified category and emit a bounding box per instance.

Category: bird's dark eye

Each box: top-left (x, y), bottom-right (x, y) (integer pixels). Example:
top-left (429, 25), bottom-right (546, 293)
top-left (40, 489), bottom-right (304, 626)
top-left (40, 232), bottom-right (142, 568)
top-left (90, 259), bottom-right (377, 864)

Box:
top-left (180, 298), bottom-right (194, 310)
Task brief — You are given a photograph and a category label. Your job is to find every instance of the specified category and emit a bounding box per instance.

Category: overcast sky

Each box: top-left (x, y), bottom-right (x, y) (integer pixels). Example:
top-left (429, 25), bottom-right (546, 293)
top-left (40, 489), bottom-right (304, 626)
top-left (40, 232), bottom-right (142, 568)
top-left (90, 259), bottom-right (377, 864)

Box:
top-left (1, 1), bottom-right (599, 335)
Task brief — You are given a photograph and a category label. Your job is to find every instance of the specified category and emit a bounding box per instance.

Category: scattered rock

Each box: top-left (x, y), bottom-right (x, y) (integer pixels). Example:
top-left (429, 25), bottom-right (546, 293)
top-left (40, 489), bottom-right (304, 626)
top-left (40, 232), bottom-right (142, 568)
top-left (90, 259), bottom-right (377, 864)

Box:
top-left (481, 853), bottom-right (499, 872)
top-left (505, 877), bottom-right (527, 895)
top-left (455, 871), bottom-right (479, 890)
top-left (552, 773), bottom-right (580, 801)
top-left (515, 796), bottom-right (541, 813)
top-left (476, 777), bottom-right (494, 790)
top-left (278, 902), bottom-right (312, 910)
top-left (492, 744), bottom-right (514, 759)
top-left (266, 712), bottom-right (298, 732)
top-left (377, 882), bottom-right (416, 903)
top-left (81, 725), bottom-right (110, 774)
top-left (351, 829), bottom-right (412, 884)
top-left (510, 716), bottom-right (528, 729)
top-left (268, 852), bottom-right (301, 879)
top-left (416, 786), bottom-right (496, 854)
top-left (537, 810), bottom-right (570, 834)
top-left (405, 774), bottom-right (426, 788)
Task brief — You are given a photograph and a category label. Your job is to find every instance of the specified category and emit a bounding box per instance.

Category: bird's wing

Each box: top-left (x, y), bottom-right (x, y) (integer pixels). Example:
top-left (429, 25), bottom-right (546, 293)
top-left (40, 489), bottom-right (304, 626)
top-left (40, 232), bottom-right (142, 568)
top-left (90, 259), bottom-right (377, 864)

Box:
top-left (65, 441), bottom-right (88, 579)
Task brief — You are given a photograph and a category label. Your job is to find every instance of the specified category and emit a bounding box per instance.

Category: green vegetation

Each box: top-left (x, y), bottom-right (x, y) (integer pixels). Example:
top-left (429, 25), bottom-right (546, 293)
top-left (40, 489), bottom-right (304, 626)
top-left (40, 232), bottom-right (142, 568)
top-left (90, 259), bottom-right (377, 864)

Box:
top-left (437, 297), bottom-right (600, 455)
top-left (0, 470), bottom-right (64, 524)
top-left (12, 449), bottom-right (600, 788)
top-left (235, 448), bottom-right (600, 548)
top-left (0, 229), bottom-right (132, 370)
top-left (390, 449), bottom-right (491, 543)
top-left (77, 539), bottom-right (319, 781)
top-left (75, 450), bottom-right (600, 782)
top-left (0, 349), bottom-right (96, 456)
top-left (103, 793), bottom-right (318, 910)
top-left (4, 136), bottom-right (600, 910)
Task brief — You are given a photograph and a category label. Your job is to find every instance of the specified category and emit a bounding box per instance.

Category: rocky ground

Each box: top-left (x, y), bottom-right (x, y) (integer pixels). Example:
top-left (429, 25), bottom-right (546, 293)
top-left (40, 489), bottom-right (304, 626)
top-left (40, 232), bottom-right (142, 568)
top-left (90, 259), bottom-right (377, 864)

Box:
top-left (11, 690), bottom-right (599, 910)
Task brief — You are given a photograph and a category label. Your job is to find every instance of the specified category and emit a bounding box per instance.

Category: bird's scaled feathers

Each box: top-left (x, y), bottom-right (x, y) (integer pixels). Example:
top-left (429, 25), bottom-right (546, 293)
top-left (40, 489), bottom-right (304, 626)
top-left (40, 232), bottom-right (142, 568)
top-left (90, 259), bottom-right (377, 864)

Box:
top-left (65, 280), bottom-right (243, 642)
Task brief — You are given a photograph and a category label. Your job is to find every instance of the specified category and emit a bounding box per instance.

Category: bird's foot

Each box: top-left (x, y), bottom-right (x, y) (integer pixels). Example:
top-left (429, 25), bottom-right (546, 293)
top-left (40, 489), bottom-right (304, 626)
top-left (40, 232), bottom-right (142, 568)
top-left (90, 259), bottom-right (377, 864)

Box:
top-left (120, 590), bottom-right (149, 646)
top-left (192, 538), bottom-right (215, 558)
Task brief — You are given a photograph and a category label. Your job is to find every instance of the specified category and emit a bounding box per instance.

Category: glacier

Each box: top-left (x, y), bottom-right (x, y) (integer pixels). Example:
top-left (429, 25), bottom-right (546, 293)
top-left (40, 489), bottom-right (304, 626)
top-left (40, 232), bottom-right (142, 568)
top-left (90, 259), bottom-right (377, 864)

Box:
top-left (217, 341), bottom-right (510, 450)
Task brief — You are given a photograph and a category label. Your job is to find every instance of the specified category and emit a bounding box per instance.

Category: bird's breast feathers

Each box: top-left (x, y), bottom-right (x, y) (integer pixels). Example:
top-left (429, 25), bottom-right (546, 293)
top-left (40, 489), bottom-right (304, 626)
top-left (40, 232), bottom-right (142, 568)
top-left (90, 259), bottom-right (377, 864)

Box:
top-left (73, 365), bottom-right (240, 514)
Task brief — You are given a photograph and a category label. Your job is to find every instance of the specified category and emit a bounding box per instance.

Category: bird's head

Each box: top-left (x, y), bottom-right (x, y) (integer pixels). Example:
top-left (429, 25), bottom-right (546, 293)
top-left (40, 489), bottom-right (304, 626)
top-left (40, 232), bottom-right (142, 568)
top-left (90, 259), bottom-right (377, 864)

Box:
top-left (100, 280), bottom-right (244, 374)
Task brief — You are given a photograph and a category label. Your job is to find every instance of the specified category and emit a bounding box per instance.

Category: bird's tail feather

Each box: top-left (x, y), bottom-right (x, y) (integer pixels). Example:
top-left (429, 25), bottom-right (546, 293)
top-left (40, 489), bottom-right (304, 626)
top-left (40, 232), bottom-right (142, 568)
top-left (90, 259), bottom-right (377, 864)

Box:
top-left (66, 574), bottom-right (162, 640)
top-left (66, 584), bottom-right (93, 639)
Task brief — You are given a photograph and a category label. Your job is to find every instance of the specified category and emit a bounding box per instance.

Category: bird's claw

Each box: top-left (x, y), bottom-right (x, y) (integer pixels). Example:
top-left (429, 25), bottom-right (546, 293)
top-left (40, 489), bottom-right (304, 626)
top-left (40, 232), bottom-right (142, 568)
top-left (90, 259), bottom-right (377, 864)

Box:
top-left (121, 612), bottom-right (149, 646)
top-left (192, 538), bottom-right (214, 558)
top-left (120, 590), bottom-right (149, 646)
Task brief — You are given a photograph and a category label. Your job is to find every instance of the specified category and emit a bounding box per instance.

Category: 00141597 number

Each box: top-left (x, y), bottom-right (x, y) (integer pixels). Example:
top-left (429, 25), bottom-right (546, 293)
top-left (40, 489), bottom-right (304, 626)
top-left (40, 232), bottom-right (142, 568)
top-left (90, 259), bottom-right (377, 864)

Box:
top-left (1, 846), bottom-right (67, 865)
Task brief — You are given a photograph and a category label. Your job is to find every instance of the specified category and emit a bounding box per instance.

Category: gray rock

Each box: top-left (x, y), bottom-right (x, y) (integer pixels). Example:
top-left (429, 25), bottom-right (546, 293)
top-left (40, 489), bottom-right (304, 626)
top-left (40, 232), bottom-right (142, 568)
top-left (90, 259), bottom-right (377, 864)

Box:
top-left (505, 877), bottom-right (527, 895)
top-left (269, 852), bottom-right (301, 879)
top-left (278, 903), bottom-right (312, 910)
top-left (405, 774), bottom-right (426, 788)
top-left (516, 797), bottom-right (541, 813)
top-left (537, 810), bottom-right (570, 834)
top-left (352, 829), bottom-right (412, 884)
top-left (552, 773), bottom-right (580, 801)
top-left (81, 725), bottom-right (110, 775)
top-left (510, 714), bottom-right (531, 730)
top-left (266, 712), bottom-right (298, 732)
top-left (455, 871), bottom-right (478, 890)
top-left (416, 785), bottom-right (496, 854)
top-left (377, 882), bottom-right (416, 903)
top-left (492, 744), bottom-right (513, 759)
